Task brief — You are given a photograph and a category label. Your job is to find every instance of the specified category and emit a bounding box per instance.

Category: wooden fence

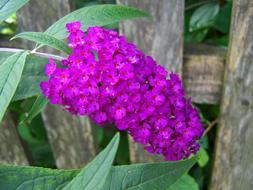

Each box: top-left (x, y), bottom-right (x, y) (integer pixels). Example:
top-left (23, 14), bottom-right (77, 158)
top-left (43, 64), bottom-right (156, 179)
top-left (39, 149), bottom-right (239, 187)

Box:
top-left (0, 0), bottom-right (252, 189)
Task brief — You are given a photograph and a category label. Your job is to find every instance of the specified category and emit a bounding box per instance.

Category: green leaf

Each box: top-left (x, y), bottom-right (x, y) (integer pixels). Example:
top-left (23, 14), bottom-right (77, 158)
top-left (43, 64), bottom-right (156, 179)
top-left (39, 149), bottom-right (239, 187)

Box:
top-left (190, 3), bottom-right (220, 32)
top-left (0, 143), bottom-right (196, 190)
top-left (17, 122), bottom-right (44, 145)
top-left (0, 49), bottom-right (61, 101)
top-left (214, 2), bottom-right (232, 34)
top-left (0, 164), bottom-right (79, 190)
top-left (197, 148), bottom-right (209, 167)
top-left (0, 51), bottom-right (13, 65)
top-left (0, 163), bottom-right (197, 190)
top-left (63, 133), bottom-right (120, 190)
top-left (103, 157), bottom-right (196, 190)
top-left (14, 54), bottom-right (60, 101)
top-left (184, 10), bottom-right (208, 43)
top-left (0, 51), bottom-right (27, 122)
top-left (21, 94), bottom-right (48, 124)
top-left (167, 175), bottom-right (199, 190)
top-left (17, 95), bottom-right (48, 145)
top-left (199, 135), bottom-right (209, 149)
top-left (205, 35), bottom-right (229, 47)
top-left (0, 0), bottom-right (29, 22)
top-left (13, 54), bottom-right (49, 101)
top-left (12, 32), bottom-right (71, 54)
top-left (0, 158), bottom-right (196, 190)
top-left (185, 29), bottom-right (209, 43)
top-left (0, 133), bottom-right (119, 189)
top-left (45, 4), bottom-right (148, 39)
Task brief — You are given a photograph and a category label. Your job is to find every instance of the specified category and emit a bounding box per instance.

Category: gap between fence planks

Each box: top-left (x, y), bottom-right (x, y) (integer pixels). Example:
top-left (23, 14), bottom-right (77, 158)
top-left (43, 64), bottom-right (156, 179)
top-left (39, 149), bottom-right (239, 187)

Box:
top-left (210, 0), bottom-right (253, 189)
top-left (17, 0), bottom-right (97, 169)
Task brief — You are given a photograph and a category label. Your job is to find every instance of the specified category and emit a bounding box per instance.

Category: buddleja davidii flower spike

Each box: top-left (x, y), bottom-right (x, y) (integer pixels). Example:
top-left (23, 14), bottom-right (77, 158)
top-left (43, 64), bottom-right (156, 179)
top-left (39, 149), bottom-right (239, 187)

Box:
top-left (40, 21), bottom-right (204, 161)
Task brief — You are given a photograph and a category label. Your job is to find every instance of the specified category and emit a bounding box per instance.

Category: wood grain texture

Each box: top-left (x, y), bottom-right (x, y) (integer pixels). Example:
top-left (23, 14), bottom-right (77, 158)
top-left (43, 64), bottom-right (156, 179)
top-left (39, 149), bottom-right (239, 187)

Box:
top-left (117, 0), bottom-right (184, 163)
top-left (184, 44), bottom-right (226, 104)
top-left (0, 112), bottom-right (28, 165)
top-left (210, 1), bottom-right (253, 189)
top-left (17, 0), bottom-right (97, 169)
top-left (42, 105), bottom-right (96, 169)
top-left (117, 0), bottom-right (184, 74)
top-left (17, 0), bottom-right (70, 51)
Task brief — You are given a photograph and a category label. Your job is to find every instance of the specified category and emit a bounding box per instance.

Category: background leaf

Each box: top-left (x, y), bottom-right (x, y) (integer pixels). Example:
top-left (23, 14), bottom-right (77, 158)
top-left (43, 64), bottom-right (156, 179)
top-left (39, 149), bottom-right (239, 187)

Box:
top-left (45, 4), bottom-right (148, 39)
top-left (190, 3), bottom-right (220, 32)
top-left (63, 133), bottom-right (120, 190)
top-left (205, 35), bottom-right (229, 47)
top-left (17, 122), bottom-right (45, 145)
top-left (167, 175), bottom-right (199, 190)
top-left (0, 0), bottom-right (29, 22)
top-left (17, 95), bottom-right (48, 145)
top-left (214, 2), bottom-right (232, 34)
top-left (12, 32), bottom-right (71, 54)
top-left (0, 51), bottom-right (27, 122)
top-left (197, 148), bottom-right (209, 167)
top-left (185, 29), bottom-right (208, 43)
top-left (20, 94), bottom-right (48, 124)
top-left (184, 10), bottom-right (209, 43)
top-left (103, 157), bottom-right (196, 190)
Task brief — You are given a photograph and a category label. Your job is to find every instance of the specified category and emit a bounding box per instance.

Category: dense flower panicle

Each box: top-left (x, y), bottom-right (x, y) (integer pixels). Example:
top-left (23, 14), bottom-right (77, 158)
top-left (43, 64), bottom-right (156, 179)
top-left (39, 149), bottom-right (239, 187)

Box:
top-left (40, 21), bottom-right (204, 161)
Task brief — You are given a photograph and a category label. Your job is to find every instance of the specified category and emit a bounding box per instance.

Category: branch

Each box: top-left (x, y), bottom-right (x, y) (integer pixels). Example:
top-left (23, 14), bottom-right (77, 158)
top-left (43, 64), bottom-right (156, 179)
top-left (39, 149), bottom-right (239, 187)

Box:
top-left (203, 118), bottom-right (219, 136)
top-left (0, 48), bottom-right (64, 61)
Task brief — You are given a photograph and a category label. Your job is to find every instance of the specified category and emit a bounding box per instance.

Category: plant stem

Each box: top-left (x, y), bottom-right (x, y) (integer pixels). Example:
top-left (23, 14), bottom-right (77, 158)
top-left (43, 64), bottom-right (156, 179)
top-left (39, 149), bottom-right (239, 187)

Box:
top-left (0, 47), bottom-right (64, 61)
top-left (203, 118), bottom-right (218, 136)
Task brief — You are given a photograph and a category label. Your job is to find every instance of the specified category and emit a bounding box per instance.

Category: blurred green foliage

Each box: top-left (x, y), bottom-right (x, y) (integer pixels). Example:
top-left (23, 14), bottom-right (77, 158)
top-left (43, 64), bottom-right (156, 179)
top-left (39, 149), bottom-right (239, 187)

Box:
top-left (191, 104), bottom-right (219, 189)
top-left (185, 0), bottom-right (232, 47)
top-left (10, 98), bottom-right (56, 168)
top-left (0, 14), bottom-right (16, 36)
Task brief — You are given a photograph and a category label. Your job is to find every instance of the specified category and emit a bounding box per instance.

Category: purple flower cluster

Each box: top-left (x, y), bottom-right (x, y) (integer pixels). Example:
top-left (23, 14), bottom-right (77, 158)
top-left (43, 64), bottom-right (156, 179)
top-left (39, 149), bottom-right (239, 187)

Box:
top-left (40, 21), bottom-right (204, 161)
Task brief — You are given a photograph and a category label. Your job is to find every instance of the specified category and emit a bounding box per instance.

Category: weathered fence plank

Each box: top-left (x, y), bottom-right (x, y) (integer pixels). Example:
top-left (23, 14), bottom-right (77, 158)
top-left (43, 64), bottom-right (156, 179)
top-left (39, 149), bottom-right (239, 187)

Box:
top-left (0, 112), bottom-right (29, 165)
top-left (117, 0), bottom-right (184, 73)
top-left (17, 0), bottom-right (71, 51)
top-left (117, 0), bottom-right (184, 163)
top-left (210, 0), bottom-right (253, 189)
top-left (184, 44), bottom-right (226, 104)
top-left (42, 106), bottom-right (96, 168)
top-left (17, 0), bottom-right (97, 169)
